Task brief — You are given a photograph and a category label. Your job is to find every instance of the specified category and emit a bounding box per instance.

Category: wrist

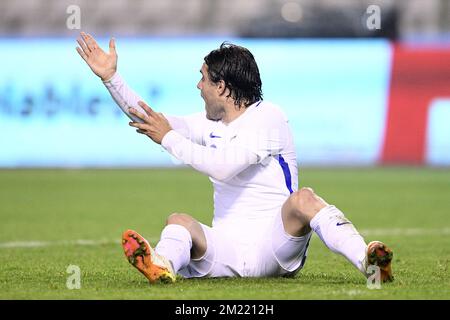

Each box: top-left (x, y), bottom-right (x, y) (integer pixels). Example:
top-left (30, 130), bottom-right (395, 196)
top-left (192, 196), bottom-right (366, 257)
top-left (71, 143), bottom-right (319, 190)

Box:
top-left (101, 70), bottom-right (117, 82)
top-left (161, 130), bottom-right (180, 149)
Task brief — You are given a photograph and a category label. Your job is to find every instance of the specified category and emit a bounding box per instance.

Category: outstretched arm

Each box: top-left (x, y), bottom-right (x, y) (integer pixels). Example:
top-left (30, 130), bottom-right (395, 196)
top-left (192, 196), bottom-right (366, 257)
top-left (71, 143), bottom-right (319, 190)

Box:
top-left (76, 32), bottom-right (206, 134)
top-left (129, 102), bottom-right (259, 181)
top-left (76, 32), bottom-right (146, 123)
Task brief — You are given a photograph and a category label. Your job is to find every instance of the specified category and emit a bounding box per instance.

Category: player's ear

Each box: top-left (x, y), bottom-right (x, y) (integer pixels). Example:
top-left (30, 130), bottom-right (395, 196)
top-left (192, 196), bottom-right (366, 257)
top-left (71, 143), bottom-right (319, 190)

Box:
top-left (216, 80), bottom-right (226, 96)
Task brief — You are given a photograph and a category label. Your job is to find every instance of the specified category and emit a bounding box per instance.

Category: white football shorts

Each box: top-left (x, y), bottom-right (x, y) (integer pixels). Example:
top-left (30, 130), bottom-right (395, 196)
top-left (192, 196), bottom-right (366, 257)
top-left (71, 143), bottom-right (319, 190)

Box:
top-left (178, 210), bottom-right (312, 278)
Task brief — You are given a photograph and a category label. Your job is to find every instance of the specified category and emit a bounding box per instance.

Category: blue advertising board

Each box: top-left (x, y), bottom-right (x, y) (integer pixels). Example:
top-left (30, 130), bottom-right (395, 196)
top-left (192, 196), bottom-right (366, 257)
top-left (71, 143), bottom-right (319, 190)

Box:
top-left (0, 38), bottom-right (391, 167)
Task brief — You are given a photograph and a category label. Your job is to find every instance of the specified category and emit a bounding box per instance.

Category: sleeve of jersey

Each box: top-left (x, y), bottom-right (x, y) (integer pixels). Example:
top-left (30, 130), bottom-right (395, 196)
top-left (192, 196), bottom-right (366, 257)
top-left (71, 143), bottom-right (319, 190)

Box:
top-left (102, 72), bottom-right (147, 123)
top-left (161, 130), bottom-right (259, 181)
top-left (164, 113), bottom-right (207, 145)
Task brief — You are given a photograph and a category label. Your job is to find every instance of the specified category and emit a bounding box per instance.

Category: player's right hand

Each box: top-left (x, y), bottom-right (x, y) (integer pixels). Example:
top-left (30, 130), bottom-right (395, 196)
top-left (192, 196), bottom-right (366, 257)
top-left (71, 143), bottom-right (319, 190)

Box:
top-left (76, 32), bottom-right (117, 81)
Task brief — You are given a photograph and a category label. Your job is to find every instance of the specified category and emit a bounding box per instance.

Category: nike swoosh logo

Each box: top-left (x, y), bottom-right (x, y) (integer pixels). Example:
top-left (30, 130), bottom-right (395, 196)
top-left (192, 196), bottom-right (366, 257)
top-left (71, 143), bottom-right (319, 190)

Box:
top-left (209, 132), bottom-right (222, 138)
top-left (336, 222), bottom-right (352, 226)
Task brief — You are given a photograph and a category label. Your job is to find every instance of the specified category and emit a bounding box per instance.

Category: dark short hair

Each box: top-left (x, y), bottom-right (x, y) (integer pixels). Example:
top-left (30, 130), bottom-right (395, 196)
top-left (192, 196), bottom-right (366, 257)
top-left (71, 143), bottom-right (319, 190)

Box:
top-left (204, 42), bottom-right (263, 108)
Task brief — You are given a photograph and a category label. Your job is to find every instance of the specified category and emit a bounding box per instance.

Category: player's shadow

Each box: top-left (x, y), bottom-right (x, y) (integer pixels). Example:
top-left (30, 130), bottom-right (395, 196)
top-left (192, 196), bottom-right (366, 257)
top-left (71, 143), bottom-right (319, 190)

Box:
top-left (174, 273), bottom-right (365, 286)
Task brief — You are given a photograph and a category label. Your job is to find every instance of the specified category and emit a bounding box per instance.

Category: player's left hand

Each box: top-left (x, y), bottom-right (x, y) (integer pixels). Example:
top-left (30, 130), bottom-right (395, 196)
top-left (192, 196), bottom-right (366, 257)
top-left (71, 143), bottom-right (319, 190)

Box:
top-left (128, 101), bottom-right (173, 144)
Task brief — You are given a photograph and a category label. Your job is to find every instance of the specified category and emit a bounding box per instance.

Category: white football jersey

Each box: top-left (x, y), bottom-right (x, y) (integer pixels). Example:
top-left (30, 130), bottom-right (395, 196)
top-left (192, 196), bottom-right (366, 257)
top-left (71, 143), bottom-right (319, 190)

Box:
top-left (164, 100), bottom-right (298, 227)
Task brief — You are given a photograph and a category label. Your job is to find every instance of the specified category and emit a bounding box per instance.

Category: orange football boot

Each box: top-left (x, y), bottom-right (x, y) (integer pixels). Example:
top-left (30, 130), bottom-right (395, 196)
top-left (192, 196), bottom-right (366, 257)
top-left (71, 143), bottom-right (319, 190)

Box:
top-left (366, 240), bottom-right (394, 283)
top-left (122, 229), bottom-right (176, 283)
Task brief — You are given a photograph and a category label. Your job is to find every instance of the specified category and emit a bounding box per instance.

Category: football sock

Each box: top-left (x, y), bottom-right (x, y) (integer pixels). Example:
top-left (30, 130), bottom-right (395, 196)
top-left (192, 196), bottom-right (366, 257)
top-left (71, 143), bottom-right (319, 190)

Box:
top-left (155, 224), bottom-right (192, 274)
top-left (310, 205), bottom-right (367, 274)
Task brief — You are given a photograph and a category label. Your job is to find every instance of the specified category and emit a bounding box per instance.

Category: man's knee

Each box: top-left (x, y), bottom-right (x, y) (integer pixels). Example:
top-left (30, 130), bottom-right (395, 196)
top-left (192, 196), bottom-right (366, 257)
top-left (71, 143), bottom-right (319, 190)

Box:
top-left (166, 212), bottom-right (206, 259)
top-left (291, 187), bottom-right (328, 219)
top-left (166, 213), bottom-right (195, 228)
top-left (166, 212), bottom-right (204, 242)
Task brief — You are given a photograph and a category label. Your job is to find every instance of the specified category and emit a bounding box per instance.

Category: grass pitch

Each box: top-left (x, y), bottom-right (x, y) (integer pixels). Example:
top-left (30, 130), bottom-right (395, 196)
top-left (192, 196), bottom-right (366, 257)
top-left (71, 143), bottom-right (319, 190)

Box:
top-left (0, 167), bottom-right (449, 299)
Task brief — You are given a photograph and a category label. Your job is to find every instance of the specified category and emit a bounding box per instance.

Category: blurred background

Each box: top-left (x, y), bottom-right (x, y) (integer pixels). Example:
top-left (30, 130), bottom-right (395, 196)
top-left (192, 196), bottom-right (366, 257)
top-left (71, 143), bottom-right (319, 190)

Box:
top-left (0, 0), bottom-right (450, 167)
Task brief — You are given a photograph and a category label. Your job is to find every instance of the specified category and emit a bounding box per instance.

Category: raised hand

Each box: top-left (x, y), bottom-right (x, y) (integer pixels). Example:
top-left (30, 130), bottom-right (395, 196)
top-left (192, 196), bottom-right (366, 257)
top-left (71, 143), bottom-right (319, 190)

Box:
top-left (76, 32), bottom-right (117, 81)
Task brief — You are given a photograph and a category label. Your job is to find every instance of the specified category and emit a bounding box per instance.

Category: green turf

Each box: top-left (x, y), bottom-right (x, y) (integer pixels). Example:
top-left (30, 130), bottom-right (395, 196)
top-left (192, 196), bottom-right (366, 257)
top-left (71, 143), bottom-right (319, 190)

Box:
top-left (0, 168), bottom-right (449, 299)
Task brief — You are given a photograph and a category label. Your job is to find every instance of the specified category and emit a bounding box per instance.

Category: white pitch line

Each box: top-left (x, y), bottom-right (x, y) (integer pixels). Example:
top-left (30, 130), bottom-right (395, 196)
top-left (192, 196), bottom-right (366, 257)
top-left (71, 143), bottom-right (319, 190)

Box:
top-left (0, 237), bottom-right (160, 249)
top-left (0, 239), bottom-right (117, 249)
top-left (360, 227), bottom-right (450, 237)
top-left (0, 228), bottom-right (448, 249)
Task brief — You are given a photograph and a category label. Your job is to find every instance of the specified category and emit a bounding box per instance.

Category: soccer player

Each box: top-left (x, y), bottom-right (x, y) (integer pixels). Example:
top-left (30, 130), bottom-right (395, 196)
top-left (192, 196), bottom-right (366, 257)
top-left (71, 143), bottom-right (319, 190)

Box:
top-left (76, 32), bottom-right (393, 284)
